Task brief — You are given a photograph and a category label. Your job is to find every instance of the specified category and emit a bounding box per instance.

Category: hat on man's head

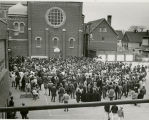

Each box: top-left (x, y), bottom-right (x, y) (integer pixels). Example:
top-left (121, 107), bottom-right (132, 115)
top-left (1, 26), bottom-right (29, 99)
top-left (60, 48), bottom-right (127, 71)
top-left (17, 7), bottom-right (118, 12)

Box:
top-left (22, 103), bottom-right (25, 106)
top-left (10, 96), bottom-right (13, 99)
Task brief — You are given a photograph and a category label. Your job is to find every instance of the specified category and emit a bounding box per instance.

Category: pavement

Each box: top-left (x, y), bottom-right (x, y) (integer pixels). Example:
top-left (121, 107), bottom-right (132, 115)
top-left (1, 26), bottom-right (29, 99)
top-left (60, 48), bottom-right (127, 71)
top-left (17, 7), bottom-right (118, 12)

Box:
top-left (10, 68), bottom-right (149, 119)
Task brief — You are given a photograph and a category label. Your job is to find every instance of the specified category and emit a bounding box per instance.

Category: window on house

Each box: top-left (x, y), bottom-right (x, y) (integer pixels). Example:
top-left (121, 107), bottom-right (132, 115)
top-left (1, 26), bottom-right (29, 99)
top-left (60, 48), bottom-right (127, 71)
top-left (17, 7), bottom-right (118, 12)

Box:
top-left (99, 27), bottom-right (107, 32)
top-left (69, 37), bottom-right (75, 48)
top-left (13, 22), bottom-right (19, 36)
top-left (35, 37), bottom-right (42, 48)
top-left (52, 37), bottom-right (59, 48)
top-left (102, 37), bottom-right (105, 41)
top-left (103, 28), bottom-right (107, 32)
top-left (142, 37), bottom-right (149, 46)
top-left (90, 34), bottom-right (94, 40)
top-left (99, 28), bottom-right (102, 32)
top-left (20, 22), bottom-right (25, 33)
top-left (14, 22), bottom-right (19, 31)
top-left (46, 7), bottom-right (66, 28)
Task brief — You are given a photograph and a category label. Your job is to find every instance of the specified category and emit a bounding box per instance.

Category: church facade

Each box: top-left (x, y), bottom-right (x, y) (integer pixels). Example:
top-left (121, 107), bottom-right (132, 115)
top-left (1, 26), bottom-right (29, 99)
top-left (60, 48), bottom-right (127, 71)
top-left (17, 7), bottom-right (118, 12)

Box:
top-left (7, 2), bottom-right (84, 58)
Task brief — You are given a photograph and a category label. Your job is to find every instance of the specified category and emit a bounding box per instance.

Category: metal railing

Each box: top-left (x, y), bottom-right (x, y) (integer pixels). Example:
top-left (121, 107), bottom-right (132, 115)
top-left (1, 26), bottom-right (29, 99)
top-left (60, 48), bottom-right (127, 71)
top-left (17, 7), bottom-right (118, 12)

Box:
top-left (0, 99), bottom-right (149, 112)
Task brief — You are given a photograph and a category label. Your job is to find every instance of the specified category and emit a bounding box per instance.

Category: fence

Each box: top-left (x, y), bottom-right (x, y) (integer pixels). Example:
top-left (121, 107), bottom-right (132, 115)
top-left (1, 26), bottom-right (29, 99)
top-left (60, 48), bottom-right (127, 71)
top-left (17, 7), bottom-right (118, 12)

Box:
top-left (0, 99), bottom-right (149, 112)
top-left (96, 54), bottom-right (134, 62)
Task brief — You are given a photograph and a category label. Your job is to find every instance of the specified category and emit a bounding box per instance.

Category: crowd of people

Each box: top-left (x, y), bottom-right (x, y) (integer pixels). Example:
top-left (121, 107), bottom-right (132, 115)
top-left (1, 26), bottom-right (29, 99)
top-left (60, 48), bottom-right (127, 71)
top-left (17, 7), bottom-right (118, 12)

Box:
top-left (9, 56), bottom-right (147, 104)
top-left (8, 56), bottom-right (148, 119)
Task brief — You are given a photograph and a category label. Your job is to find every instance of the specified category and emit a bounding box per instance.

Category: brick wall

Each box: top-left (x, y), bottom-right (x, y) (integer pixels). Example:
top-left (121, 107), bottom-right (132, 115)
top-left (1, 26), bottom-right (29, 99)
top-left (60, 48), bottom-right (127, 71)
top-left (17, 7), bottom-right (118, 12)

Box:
top-left (0, 70), bottom-right (9, 107)
top-left (8, 16), bottom-right (28, 56)
top-left (0, 20), bottom-right (7, 39)
top-left (9, 40), bottom-right (28, 56)
top-left (28, 2), bottom-right (84, 57)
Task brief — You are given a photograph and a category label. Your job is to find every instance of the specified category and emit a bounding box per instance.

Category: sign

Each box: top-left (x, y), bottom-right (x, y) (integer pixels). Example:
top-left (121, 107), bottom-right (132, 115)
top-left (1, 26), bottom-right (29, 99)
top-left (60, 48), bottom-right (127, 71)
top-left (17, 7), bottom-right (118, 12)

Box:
top-left (126, 55), bottom-right (133, 61)
top-left (107, 55), bottom-right (115, 61)
top-left (117, 55), bottom-right (124, 61)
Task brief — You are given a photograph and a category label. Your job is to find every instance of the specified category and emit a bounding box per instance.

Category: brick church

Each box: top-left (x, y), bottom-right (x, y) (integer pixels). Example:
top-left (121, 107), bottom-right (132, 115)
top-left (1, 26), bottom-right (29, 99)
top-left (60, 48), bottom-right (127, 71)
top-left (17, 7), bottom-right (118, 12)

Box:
top-left (7, 2), bottom-right (84, 58)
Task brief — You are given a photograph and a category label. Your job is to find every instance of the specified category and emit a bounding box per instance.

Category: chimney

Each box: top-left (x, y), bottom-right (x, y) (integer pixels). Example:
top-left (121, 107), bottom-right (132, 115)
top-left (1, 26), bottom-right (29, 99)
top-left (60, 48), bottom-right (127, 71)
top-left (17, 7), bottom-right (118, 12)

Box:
top-left (107, 15), bottom-right (112, 25)
top-left (134, 29), bottom-right (138, 33)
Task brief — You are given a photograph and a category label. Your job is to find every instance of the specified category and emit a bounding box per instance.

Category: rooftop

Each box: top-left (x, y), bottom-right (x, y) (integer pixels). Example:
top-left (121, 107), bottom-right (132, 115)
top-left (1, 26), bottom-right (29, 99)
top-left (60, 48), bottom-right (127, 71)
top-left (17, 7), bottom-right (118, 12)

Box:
top-left (8, 2), bottom-right (27, 15)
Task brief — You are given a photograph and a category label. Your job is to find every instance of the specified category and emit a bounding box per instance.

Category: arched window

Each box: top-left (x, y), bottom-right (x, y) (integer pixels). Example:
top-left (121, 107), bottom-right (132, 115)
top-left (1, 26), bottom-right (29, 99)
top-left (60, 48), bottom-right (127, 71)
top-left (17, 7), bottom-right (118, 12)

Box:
top-left (35, 37), bottom-right (42, 48)
top-left (13, 22), bottom-right (19, 31)
top-left (20, 22), bottom-right (25, 33)
top-left (68, 37), bottom-right (75, 48)
top-left (13, 22), bottom-right (19, 36)
top-left (52, 37), bottom-right (59, 48)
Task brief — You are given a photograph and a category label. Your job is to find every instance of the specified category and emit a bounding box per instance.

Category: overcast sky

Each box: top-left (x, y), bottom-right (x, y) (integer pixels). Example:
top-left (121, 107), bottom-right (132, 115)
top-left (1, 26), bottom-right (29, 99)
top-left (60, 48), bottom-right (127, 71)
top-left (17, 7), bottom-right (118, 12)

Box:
top-left (83, 2), bottom-right (149, 31)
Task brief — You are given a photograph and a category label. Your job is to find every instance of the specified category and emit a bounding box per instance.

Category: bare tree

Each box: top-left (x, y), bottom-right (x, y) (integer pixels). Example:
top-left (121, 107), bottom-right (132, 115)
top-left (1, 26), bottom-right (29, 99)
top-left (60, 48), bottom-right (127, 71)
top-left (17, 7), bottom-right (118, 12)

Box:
top-left (128, 25), bottom-right (146, 32)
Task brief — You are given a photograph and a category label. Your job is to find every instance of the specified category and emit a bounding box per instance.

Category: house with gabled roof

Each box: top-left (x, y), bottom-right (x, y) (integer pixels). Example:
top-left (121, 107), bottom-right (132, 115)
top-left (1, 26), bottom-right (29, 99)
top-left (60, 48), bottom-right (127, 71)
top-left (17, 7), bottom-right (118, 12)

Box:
top-left (122, 30), bottom-right (149, 57)
top-left (86, 15), bottom-right (118, 57)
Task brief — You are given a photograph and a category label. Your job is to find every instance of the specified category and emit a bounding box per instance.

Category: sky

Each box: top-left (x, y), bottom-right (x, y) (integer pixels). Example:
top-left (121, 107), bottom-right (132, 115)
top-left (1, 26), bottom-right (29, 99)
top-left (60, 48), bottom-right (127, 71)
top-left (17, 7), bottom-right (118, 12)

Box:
top-left (83, 2), bottom-right (149, 31)
top-left (1, 0), bottom-right (149, 31)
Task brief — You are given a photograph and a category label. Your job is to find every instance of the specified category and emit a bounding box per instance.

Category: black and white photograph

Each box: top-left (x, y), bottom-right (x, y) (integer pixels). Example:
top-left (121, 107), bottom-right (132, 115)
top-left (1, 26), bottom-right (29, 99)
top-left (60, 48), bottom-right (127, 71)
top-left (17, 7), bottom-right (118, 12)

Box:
top-left (0, 0), bottom-right (149, 119)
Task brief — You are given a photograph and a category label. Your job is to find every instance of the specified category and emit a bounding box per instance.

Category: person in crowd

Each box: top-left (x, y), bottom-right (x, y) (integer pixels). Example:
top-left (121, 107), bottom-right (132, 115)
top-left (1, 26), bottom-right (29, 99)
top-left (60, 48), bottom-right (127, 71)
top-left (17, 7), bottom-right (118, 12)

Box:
top-left (25, 81), bottom-right (31, 94)
top-left (20, 103), bottom-right (29, 119)
top-left (114, 83), bottom-right (119, 100)
top-left (131, 90), bottom-right (138, 106)
top-left (58, 84), bottom-right (65, 103)
top-left (51, 84), bottom-right (57, 102)
top-left (44, 82), bottom-right (48, 95)
top-left (122, 82), bottom-right (128, 98)
top-left (108, 87), bottom-right (115, 101)
top-left (69, 82), bottom-right (75, 99)
top-left (63, 91), bottom-right (69, 112)
top-left (76, 87), bottom-right (82, 103)
top-left (117, 106), bottom-right (124, 120)
top-left (139, 86), bottom-right (146, 99)
top-left (10, 71), bottom-right (16, 87)
top-left (111, 105), bottom-right (118, 120)
top-left (32, 87), bottom-right (39, 100)
top-left (7, 96), bottom-right (16, 119)
top-left (48, 80), bottom-right (53, 96)
top-left (37, 76), bottom-right (43, 90)
top-left (21, 75), bottom-right (26, 92)
top-left (118, 84), bottom-right (123, 99)
top-left (104, 104), bottom-right (110, 120)
top-left (15, 72), bottom-right (21, 90)
top-left (102, 84), bottom-right (107, 99)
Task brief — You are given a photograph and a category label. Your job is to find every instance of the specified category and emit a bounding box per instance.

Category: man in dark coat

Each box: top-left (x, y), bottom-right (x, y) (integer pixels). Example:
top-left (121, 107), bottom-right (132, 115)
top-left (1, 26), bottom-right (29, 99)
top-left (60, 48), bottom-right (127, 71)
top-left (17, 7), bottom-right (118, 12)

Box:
top-left (104, 104), bottom-right (110, 120)
top-left (111, 105), bottom-right (118, 120)
top-left (7, 96), bottom-right (16, 119)
top-left (20, 103), bottom-right (29, 119)
top-left (15, 73), bottom-right (20, 89)
top-left (51, 85), bottom-right (57, 102)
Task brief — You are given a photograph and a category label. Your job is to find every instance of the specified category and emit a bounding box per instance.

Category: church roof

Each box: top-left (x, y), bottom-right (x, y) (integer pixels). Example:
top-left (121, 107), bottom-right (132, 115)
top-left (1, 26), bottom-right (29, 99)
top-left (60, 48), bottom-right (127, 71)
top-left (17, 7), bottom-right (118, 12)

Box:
top-left (8, 2), bottom-right (27, 15)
